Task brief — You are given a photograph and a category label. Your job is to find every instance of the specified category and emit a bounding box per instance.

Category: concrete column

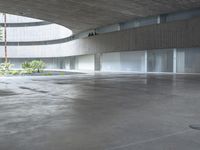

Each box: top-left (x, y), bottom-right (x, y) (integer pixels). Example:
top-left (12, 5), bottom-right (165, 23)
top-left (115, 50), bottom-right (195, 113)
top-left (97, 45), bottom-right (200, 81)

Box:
top-left (157, 14), bottom-right (167, 24)
top-left (144, 50), bottom-right (148, 73)
top-left (94, 53), bottom-right (101, 71)
top-left (173, 49), bottom-right (177, 73)
top-left (117, 23), bottom-right (121, 31)
top-left (70, 56), bottom-right (76, 70)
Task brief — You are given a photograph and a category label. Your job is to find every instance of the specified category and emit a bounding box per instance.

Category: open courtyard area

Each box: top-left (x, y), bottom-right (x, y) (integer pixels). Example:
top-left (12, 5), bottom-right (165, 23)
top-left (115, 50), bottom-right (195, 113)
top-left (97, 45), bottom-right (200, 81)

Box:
top-left (0, 1), bottom-right (200, 149)
top-left (0, 73), bottom-right (200, 150)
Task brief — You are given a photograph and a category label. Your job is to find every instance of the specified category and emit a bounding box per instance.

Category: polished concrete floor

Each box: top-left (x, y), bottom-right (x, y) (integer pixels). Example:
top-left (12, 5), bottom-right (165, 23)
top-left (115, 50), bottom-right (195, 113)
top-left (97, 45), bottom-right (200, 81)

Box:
top-left (0, 73), bottom-right (200, 150)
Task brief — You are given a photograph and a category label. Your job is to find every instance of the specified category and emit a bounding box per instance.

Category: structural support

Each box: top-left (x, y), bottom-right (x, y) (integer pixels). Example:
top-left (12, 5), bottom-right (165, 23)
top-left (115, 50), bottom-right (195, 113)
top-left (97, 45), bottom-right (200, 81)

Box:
top-left (173, 49), bottom-right (177, 73)
top-left (157, 14), bottom-right (167, 24)
top-left (94, 53), bottom-right (101, 71)
top-left (144, 50), bottom-right (148, 73)
top-left (70, 56), bottom-right (76, 70)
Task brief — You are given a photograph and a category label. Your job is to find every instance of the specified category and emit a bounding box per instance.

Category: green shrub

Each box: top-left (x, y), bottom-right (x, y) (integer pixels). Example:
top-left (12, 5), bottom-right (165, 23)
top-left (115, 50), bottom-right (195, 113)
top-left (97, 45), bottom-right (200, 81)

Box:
top-left (20, 68), bottom-right (34, 75)
top-left (22, 60), bottom-right (45, 73)
top-left (19, 70), bottom-right (27, 75)
top-left (21, 61), bottom-right (34, 74)
top-left (0, 60), bottom-right (46, 77)
top-left (9, 70), bottom-right (20, 75)
top-left (0, 63), bottom-right (14, 75)
top-left (30, 60), bottom-right (45, 73)
top-left (22, 61), bottom-right (31, 69)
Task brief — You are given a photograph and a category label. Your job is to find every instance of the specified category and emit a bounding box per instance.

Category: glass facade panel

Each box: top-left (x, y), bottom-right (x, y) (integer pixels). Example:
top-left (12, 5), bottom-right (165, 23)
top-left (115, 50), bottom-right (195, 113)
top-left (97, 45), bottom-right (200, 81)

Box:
top-left (177, 48), bottom-right (200, 73)
top-left (101, 51), bottom-right (145, 72)
top-left (75, 55), bottom-right (95, 71)
top-left (101, 52), bottom-right (121, 71)
top-left (147, 49), bottom-right (173, 72)
top-left (5, 48), bottom-right (200, 73)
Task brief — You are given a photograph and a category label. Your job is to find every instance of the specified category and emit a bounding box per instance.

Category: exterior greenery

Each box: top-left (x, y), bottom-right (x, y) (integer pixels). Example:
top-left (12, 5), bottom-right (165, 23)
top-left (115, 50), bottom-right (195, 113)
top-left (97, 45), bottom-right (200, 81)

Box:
top-left (30, 60), bottom-right (46, 73)
top-left (0, 63), bottom-right (13, 76)
top-left (22, 60), bottom-right (46, 73)
top-left (0, 60), bottom-right (46, 76)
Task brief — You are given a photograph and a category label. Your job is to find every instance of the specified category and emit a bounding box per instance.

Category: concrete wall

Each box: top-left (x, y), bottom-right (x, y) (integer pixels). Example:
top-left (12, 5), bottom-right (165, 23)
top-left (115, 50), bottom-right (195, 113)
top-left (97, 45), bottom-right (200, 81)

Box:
top-left (0, 14), bottom-right (41, 23)
top-left (6, 24), bottom-right (72, 41)
top-left (1, 16), bottom-right (200, 58)
top-left (0, 13), bottom-right (72, 56)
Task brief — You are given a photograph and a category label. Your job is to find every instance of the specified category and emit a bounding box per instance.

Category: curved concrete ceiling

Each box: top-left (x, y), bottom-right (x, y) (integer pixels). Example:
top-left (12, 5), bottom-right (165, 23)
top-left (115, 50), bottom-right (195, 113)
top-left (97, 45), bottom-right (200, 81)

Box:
top-left (0, 0), bottom-right (200, 34)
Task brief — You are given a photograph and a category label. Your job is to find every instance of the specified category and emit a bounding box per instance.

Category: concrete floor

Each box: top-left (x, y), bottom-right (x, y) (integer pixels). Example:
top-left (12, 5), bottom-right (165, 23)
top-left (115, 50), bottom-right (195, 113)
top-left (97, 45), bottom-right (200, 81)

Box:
top-left (0, 73), bottom-right (200, 150)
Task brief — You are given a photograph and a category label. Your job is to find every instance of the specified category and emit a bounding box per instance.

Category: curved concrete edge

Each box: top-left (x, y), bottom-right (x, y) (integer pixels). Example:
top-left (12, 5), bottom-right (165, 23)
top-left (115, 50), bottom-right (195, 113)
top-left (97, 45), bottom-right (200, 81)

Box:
top-left (0, 17), bottom-right (200, 58)
top-left (0, 21), bottom-right (52, 27)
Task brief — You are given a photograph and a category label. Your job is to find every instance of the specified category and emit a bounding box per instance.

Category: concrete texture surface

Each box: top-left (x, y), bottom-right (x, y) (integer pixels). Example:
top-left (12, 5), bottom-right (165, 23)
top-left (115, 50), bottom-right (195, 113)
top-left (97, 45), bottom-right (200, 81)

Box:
top-left (0, 73), bottom-right (200, 150)
top-left (0, 0), bottom-right (200, 33)
top-left (2, 17), bottom-right (200, 59)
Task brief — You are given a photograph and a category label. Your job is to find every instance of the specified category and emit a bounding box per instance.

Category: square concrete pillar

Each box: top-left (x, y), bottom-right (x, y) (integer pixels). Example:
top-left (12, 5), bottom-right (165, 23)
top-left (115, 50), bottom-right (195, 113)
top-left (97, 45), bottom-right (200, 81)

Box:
top-left (158, 14), bottom-right (167, 24)
top-left (173, 49), bottom-right (177, 73)
top-left (95, 53), bottom-right (101, 71)
top-left (70, 56), bottom-right (76, 70)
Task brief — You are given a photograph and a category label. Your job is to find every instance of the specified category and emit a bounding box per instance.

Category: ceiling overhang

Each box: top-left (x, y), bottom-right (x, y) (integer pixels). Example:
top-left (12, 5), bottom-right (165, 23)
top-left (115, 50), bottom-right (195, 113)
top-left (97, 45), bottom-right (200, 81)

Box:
top-left (0, 0), bottom-right (200, 34)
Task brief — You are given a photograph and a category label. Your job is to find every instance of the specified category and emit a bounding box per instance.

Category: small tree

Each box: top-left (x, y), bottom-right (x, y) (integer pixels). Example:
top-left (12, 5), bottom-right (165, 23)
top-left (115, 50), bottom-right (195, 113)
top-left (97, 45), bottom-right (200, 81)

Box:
top-left (22, 60), bottom-right (46, 73)
top-left (22, 61), bottom-right (32, 69)
top-left (21, 61), bottom-right (34, 74)
top-left (30, 60), bottom-right (45, 73)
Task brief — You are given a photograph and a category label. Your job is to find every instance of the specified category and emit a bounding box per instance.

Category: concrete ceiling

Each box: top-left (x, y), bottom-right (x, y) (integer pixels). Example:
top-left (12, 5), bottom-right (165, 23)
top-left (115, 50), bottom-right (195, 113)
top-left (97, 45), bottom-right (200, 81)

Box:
top-left (0, 0), bottom-right (200, 34)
